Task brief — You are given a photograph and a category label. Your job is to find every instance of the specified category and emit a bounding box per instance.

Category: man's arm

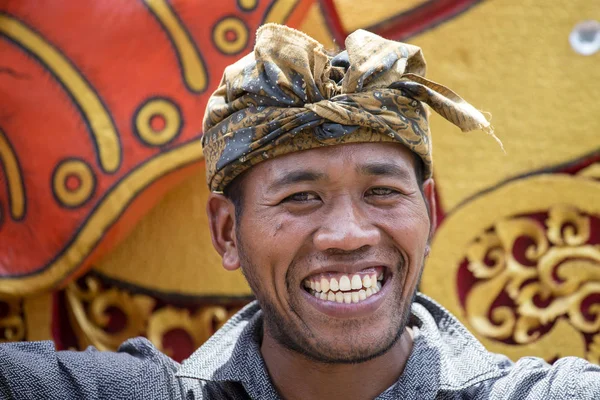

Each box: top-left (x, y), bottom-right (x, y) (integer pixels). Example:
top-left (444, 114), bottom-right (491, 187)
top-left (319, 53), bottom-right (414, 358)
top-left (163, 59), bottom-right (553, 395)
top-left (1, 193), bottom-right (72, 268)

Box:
top-left (0, 338), bottom-right (182, 399)
top-left (485, 356), bottom-right (600, 399)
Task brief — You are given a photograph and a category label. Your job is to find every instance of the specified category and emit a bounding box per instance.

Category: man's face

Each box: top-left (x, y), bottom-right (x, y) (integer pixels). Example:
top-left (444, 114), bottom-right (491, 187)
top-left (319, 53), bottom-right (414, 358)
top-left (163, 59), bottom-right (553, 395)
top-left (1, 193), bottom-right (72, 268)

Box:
top-left (218, 142), bottom-right (433, 363)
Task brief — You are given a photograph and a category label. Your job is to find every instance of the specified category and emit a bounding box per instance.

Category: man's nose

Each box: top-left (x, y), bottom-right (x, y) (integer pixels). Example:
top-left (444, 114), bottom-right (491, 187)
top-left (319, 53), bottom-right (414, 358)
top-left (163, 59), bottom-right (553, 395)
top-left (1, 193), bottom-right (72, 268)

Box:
top-left (313, 199), bottom-right (381, 252)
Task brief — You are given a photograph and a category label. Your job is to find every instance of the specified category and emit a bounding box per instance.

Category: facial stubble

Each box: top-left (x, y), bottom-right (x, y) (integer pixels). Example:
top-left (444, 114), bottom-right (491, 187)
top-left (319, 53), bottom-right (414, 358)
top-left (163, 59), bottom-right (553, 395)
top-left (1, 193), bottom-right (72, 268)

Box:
top-left (237, 231), bottom-right (419, 365)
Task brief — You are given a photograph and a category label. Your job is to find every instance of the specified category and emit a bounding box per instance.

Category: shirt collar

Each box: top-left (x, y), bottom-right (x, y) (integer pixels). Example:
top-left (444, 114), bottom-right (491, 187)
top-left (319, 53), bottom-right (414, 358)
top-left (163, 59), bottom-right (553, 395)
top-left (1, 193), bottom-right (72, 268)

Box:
top-left (406, 294), bottom-right (507, 393)
top-left (176, 294), bottom-right (506, 394)
top-left (176, 301), bottom-right (279, 398)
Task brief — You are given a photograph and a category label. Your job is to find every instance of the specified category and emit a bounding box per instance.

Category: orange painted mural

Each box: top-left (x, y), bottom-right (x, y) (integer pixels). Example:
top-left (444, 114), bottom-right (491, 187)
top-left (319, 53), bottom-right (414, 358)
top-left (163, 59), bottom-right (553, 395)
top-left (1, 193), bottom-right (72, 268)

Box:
top-left (0, 0), bottom-right (312, 296)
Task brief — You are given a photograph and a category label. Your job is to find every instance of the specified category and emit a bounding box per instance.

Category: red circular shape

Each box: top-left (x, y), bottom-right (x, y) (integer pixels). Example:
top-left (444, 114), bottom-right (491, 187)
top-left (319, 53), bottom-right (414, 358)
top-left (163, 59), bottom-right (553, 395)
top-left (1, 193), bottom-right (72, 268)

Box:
top-left (150, 114), bottom-right (166, 132)
top-left (104, 306), bottom-right (128, 334)
top-left (163, 328), bottom-right (195, 363)
top-left (65, 174), bottom-right (82, 192)
top-left (225, 29), bottom-right (238, 42)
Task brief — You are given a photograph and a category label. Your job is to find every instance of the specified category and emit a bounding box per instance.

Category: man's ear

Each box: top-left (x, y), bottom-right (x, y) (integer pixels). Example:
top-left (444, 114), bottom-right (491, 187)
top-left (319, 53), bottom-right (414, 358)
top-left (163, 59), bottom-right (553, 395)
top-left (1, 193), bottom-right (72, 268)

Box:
top-left (207, 193), bottom-right (240, 271)
top-left (422, 178), bottom-right (437, 243)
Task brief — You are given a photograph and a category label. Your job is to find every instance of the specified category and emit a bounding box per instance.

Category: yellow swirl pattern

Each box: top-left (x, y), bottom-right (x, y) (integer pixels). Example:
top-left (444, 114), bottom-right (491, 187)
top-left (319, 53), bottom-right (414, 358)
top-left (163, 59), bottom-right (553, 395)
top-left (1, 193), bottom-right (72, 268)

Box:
top-left (0, 141), bottom-right (202, 296)
top-left (65, 275), bottom-right (241, 353)
top-left (423, 174), bottom-right (600, 363)
top-left (213, 17), bottom-right (249, 55)
top-left (53, 159), bottom-right (95, 208)
top-left (144, 0), bottom-right (208, 93)
top-left (237, 0), bottom-right (258, 11)
top-left (0, 13), bottom-right (121, 173)
top-left (135, 98), bottom-right (181, 146)
top-left (0, 129), bottom-right (24, 220)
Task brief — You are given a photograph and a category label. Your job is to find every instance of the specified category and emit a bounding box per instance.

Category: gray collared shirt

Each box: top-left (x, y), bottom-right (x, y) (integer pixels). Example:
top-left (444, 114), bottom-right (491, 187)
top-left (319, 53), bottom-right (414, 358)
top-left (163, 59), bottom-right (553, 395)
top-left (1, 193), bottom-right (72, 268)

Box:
top-left (1, 293), bottom-right (599, 399)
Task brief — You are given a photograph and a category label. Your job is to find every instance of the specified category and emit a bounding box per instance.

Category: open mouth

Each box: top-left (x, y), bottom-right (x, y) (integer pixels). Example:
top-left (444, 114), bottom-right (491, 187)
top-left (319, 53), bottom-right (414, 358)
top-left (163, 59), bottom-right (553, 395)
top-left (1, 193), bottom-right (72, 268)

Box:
top-left (302, 267), bottom-right (386, 304)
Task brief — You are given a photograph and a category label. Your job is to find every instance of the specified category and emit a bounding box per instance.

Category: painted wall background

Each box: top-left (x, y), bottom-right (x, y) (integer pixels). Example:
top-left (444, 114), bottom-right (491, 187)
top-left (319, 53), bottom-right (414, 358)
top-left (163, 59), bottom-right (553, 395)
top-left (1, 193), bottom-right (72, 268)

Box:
top-left (1, 0), bottom-right (598, 362)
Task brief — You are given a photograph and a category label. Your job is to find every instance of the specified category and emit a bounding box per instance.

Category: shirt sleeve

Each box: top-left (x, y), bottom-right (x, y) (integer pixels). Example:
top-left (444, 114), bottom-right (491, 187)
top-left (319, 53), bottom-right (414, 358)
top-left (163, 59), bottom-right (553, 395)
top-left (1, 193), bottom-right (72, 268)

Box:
top-left (486, 356), bottom-right (600, 399)
top-left (0, 337), bottom-right (182, 400)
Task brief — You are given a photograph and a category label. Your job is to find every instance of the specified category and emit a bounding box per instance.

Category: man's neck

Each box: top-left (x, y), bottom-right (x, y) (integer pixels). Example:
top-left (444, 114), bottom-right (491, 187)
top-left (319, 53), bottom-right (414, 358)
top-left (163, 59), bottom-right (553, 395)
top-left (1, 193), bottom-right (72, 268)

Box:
top-left (261, 328), bottom-right (414, 400)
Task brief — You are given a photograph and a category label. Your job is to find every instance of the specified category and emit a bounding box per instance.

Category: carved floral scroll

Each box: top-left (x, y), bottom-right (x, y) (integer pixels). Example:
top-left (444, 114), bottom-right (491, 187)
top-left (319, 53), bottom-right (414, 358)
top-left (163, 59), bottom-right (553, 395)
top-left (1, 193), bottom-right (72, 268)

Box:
top-left (422, 168), bottom-right (600, 363)
top-left (64, 274), bottom-right (248, 361)
top-left (463, 204), bottom-right (600, 362)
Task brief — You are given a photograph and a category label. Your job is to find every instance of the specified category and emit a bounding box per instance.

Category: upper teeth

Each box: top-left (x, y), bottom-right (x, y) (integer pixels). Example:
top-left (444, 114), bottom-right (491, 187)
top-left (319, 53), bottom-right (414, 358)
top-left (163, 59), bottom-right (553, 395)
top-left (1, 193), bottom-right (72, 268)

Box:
top-left (303, 271), bottom-right (385, 303)
top-left (304, 272), bottom-right (383, 293)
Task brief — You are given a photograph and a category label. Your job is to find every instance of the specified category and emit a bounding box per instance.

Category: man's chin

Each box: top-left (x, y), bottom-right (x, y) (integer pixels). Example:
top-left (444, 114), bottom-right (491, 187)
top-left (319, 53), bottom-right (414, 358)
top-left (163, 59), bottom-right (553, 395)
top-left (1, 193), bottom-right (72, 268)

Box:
top-left (295, 330), bottom-right (405, 365)
top-left (271, 286), bottom-right (414, 365)
top-left (266, 310), bottom-right (407, 365)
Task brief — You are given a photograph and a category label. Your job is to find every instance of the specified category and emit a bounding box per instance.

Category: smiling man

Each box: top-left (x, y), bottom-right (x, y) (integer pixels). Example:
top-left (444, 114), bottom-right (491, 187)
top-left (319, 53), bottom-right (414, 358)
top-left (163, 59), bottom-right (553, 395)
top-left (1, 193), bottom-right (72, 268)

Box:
top-left (205, 143), bottom-right (429, 399)
top-left (186, 23), bottom-right (600, 399)
top-left (1, 23), bottom-right (600, 400)
top-left (193, 23), bottom-right (468, 399)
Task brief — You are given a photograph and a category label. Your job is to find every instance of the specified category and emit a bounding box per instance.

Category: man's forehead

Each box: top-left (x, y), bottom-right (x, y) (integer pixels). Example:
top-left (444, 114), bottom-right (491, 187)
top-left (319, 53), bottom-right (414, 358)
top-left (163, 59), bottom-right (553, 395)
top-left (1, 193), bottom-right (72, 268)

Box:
top-left (254, 142), bottom-right (417, 183)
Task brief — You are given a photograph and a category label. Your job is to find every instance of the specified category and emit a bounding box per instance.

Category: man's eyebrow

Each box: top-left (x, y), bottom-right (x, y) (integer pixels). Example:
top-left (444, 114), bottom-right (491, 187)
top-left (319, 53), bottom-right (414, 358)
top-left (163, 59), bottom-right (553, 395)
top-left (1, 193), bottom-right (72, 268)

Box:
top-left (268, 170), bottom-right (326, 190)
top-left (357, 162), bottom-right (413, 180)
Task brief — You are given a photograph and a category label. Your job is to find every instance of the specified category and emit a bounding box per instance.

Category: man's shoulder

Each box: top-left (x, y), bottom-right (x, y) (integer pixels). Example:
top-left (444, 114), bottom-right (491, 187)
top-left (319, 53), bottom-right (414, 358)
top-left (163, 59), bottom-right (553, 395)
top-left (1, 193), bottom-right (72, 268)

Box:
top-left (0, 337), bottom-right (181, 399)
top-left (454, 356), bottom-right (600, 399)
top-left (412, 294), bottom-right (600, 399)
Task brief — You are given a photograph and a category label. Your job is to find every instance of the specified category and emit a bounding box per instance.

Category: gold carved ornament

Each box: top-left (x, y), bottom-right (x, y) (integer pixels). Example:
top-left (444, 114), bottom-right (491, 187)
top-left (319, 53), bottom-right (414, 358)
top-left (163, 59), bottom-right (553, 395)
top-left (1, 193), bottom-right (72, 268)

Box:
top-left (65, 275), bottom-right (244, 358)
top-left (0, 296), bottom-right (25, 343)
top-left (422, 171), bottom-right (600, 363)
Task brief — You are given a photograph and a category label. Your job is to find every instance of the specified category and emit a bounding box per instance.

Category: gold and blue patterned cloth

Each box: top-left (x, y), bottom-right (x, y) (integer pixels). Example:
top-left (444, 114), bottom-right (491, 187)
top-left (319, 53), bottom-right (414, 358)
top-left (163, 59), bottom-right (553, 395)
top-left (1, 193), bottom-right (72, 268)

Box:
top-left (202, 23), bottom-right (498, 192)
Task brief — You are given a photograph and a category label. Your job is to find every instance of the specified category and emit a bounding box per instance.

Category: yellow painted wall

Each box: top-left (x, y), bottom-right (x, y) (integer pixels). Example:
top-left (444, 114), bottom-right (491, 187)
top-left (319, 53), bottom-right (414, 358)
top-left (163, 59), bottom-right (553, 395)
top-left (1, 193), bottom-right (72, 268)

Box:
top-left (95, 169), bottom-right (252, 297)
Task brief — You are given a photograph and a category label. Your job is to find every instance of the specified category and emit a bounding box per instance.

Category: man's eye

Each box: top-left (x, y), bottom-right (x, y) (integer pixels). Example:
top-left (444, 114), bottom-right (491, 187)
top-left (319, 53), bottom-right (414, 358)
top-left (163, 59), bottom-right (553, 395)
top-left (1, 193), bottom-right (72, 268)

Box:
top-left (283, 192), bottom-right (319, 203)
top-left (367, 187), bottom-right (397, 196)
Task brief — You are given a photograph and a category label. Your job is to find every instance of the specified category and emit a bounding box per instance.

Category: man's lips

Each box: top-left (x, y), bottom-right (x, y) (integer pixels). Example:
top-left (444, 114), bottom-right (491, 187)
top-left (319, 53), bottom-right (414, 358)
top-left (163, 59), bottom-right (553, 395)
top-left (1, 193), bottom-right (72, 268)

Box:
top-left (300, 268), bottom-right (390, 318)
top-left (301, 265), bottom-right (390, 304)
top-left (303, 267), bottom-right (384, 301)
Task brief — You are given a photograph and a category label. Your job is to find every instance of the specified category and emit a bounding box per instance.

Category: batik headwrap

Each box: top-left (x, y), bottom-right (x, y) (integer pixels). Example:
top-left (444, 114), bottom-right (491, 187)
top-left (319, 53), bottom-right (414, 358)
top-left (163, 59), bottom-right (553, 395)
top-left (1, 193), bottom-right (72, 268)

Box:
top-left (202, 23), bottom-right (500, 192)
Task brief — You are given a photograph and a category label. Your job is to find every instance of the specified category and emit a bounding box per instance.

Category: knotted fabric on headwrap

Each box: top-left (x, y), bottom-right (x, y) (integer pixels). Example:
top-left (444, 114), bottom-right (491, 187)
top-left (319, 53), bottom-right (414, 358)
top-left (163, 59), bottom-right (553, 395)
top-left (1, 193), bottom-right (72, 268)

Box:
top-left (202, 23), bottom-right (500, 192)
